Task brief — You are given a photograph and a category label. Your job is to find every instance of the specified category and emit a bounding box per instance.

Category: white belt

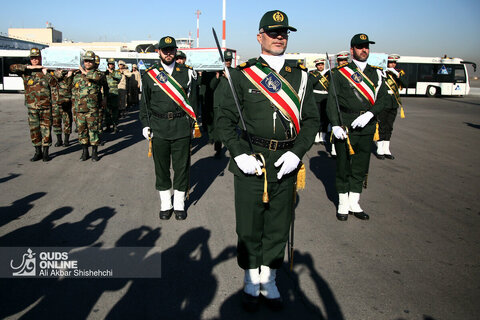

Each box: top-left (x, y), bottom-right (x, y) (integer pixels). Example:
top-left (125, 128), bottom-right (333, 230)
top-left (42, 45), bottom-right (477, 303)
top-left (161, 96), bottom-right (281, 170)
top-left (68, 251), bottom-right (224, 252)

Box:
top-left (313, 89), bottom-right (328, 94)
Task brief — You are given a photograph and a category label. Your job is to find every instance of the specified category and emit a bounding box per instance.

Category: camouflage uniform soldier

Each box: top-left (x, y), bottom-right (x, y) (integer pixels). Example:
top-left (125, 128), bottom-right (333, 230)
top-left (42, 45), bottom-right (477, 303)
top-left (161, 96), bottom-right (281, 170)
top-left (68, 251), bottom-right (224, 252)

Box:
top-left (71, 51), bottom-right (103, 161)
top-left (51, 69), bottom-right (74, 147)
top-left (10, 47), bottom-right (56, 162)
top-left (95, 55), bottom-right (108, 145)
top-left (104, 58), bottom-right (122, 133)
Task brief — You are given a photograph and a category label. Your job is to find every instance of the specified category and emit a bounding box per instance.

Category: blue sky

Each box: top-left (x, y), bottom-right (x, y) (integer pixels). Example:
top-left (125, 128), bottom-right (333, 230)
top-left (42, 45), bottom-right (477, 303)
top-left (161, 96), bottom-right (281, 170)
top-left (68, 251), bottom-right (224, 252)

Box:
top-left (1, 0), bottom-right (479, 71)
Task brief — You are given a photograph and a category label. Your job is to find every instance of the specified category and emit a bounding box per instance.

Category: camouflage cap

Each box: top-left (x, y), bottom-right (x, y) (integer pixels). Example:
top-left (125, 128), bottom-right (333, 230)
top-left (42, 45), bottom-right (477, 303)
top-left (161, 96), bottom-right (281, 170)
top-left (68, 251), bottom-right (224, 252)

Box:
top-left (158, 36), bottom-right (178, 49)
top-left (176, 51), bottom-right (186, 59)
top-left (132, 64), bottom-right (137, 68)
top-left (350, 33), bottom-right (375, 47)
top-left (224, 51), bottom-right (233, 60)
top-left (118, 60), bottom-right (126, 66)
top-left (107, 58), bottom-right (115, 64)
top-left (94, 55), bottom-right (100, 64)
top-left (259, 10), bottom-right (297, 32)
top-left (83, 51), bottom-right (96, 61)
top-left (29, 47), bottom-right (41, 58)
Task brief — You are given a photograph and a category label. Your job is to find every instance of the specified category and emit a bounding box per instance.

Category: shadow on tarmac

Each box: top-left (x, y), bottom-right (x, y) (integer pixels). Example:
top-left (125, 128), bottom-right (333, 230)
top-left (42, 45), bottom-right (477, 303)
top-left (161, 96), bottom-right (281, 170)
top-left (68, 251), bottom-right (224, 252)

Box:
top-left (217, 250), bottom-right (344, 320)
top-left (464, 122), bottom-right (480, 129)
top-left (309, 150), bottom-right (337, 205)
top-left (0, 172), bottom-right (21, 184)
top-left (0, 192), bottom-right (46, 228)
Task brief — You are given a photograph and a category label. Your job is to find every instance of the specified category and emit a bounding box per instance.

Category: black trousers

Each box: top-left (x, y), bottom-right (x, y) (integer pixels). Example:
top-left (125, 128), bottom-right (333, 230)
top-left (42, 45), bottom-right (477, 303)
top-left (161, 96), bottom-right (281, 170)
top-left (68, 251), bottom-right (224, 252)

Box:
top-left (378, 108), bottom-right (397, 141)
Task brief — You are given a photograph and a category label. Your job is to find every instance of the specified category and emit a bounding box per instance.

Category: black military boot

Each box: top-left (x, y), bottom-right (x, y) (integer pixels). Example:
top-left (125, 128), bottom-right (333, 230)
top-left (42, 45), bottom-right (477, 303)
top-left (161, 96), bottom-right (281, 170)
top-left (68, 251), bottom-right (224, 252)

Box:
top-left (30, 146), bottom-right (43, 162)
top-left (63, 134), bottom-right (70, 147)
top-left (80, 144), bottom-right (89, 161)
top-left (91, 146), bottom-right (100, 162)
top-left (54, 134), bottom-right (63, 147)
top-left (42, 146), bottom-right (50, 162)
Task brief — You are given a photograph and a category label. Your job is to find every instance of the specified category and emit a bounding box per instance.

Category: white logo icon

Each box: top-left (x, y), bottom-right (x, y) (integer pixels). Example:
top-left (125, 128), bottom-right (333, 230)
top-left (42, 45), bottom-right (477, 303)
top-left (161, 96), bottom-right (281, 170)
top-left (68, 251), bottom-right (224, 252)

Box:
top-left (11, 248), bottom-right (36, 276)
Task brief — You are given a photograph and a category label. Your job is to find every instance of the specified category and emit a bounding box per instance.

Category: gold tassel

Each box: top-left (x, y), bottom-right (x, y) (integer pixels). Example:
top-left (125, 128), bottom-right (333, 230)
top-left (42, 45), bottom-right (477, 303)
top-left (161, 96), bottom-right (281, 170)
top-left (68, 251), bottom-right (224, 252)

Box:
top-left (193, 122), bottom-right (202, 138)
top-left (347, 136), bottom-right (355, 155)
top-left (262, 167), bottom-right (269, 203)
top-left (296, 163), bottom-right (305, 191)
top-left (400, 106), bottom-right (405, 119)
top-left (373, 123), bottom-right (380, 141)
top-left (148, 138), bottom-right (152, 157)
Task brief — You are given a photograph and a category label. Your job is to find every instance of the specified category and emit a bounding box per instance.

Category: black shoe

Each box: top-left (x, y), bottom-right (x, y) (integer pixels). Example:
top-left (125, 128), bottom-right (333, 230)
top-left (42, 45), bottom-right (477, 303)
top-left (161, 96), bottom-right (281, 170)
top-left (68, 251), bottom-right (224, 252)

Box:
top-left (351, 211), bottom-right (370, 220)
top-left (261, 295), bottom-right (283, 312)
top-left (80, 145), bottom-right (89, 161)
top-left (336, 213), bottom-right (348, 221)
top-left (54, 134), bottom-right (63, 147)
top-left (105, 126), bottom-right (112, 133)
top-left (159, 209), bottom-right (173, 220)
top-left (63, 134), bottom-right (70, 147)
top-left (91, 146), bottom-right (100, 162)
top-left (112, 125), bottom-right (118, 134)
top-left (384, 154), bottom-right (395, 160)
top-left (241, 292), bottom-right (260, 312)
top-left (375, 154), bottom-right (385, 160)
top-left (174, 210), bottom-right (187, 220)
top-left (42, 147), bottom-right (50, 162)
top-left (30, 146), bottom-right (43, 162)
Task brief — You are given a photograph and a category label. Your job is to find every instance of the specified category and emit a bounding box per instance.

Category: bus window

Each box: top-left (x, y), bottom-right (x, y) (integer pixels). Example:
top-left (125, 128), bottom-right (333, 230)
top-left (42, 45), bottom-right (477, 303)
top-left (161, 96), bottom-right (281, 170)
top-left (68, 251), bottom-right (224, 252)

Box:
top-left (397, 63), bottom-right (417, 88)
top-left (454, 66), bottom-right (466, 83)
top-left (3, 56), bottom-right (29, 76)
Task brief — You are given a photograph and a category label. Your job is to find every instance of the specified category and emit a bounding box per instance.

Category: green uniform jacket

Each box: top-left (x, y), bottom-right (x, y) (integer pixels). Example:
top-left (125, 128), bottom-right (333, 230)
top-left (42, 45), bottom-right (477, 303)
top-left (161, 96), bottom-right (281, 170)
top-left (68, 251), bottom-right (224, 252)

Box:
top-left (310, 70), bottom-right (330, 103)
top-left (71, 70), bottom-right (103, 113)
top-left (217, 57), bottom-right (320, 182)
top-left (139, 63), bottom-right (198, 140)
top-left (52, 70), bottom-right (73, 104)
top-left (10, 64), bottom-right (56, 109)
top-left (326, 62), bottom-right (387, 136)
top-left (385, 68), bottom-right (407, 109)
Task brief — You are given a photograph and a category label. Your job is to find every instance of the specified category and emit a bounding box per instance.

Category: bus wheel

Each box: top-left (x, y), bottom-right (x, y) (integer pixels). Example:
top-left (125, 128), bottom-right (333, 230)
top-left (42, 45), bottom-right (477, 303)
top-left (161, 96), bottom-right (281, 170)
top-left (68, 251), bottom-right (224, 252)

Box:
top-left (426, 86), bottom-right (438, 97)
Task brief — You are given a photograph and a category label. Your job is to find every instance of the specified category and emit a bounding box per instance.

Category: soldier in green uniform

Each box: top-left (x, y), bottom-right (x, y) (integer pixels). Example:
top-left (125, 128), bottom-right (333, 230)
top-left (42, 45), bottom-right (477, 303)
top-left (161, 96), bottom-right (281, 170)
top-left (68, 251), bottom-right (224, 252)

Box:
top-left (10, 47), bottom-right (56, 162)
top-left (140, 36), bottom-right (198, 221)
top-left (104, 58), bottom-right (122, 133)
top-left (376, 54), bottom-right (406, 160)
top-left (326, 34), bottom-right (387, 221)
top-left (71, 51), bottom-right (103, 162)
top-left (175, 51), bottom-right (187, 65)
top-left (95, 55), bottom-right (108, 146)
top-left (208, 50), bottom-right (234, 158)
top-left (51, 69), bottom-right (74, 147)
top-left (310, 58), bottom-right (330, 145)
top-left (216, 10), bottom-right (319, 311)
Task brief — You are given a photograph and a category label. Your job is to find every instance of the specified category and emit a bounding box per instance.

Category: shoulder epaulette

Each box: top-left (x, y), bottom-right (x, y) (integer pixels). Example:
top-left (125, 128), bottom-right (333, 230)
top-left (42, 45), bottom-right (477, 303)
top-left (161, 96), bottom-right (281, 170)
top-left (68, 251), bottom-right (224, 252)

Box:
top-left (184, 64), bottom-right (193, 69)
top-left (145, 64), bottom-right (158, 72)
top-left (371, 65), bottom-right (383, 70)
top-left (297, 64), bottom-right (307, 71)
top-left (309, 70), bottom-right (318, 77)
top-left (335, 64), bottom-right (346, 70)
top-left (237, 59), bottom-right (255, 70)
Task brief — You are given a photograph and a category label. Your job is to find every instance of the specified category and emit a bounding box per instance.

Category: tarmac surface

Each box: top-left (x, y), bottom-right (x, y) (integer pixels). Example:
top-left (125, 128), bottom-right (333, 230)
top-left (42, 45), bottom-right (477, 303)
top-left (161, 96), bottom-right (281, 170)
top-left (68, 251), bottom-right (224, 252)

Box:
top-left (0, 92), bottom-right (479, 320)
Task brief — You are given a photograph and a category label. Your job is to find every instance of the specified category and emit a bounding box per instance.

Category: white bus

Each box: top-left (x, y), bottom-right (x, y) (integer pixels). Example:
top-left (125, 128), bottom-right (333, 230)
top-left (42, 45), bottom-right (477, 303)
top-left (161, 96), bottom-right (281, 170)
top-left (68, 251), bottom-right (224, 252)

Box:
top-left (0, 49), bottom-right (30, 91)
top-left (395, 56), bottom-right (476, 97)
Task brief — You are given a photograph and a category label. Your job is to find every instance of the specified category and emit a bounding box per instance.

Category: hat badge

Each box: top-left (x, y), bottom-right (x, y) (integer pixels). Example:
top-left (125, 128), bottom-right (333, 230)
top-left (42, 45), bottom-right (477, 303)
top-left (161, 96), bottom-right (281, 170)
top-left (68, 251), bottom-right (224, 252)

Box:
top-left (360, 34), bottom-right (367, 40)
top-left (273, 12), bottom-right (284, 22)
top-left (165, 37), bottom-right (172, 44)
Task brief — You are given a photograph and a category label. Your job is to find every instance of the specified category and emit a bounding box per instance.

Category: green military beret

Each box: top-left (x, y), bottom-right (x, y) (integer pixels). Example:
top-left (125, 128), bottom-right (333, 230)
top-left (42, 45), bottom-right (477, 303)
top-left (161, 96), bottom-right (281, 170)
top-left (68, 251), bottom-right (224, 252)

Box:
top-left (224, 51), bottom-right (233, 60)
top-left (84, 51), bottom-right (96, 61)
top-left (107, 58), bottom-right (115, 64)
top-left (29, 47), bottom-right (41, 57)
top-left (158, 36), bottom-right (178, 49)
top-left (176, 51), bottom-right (186, 59)
top-left (259, 10), bottom-right (297, 32)
top-left (350, 33), bottom-right (375, 47)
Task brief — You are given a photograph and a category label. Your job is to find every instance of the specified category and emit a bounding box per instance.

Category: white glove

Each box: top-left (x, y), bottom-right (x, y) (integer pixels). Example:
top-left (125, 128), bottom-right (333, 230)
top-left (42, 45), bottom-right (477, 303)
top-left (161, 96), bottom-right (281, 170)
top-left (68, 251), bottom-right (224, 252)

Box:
top-left (351, 111), bottom-right (374, 129)
top-left (142, 127), bottom-right (152, 140)
top-left (234, 154), bottom-right (263, 175)
top-left (332, 126), bottom-right (347, 140)
top-left (274, 151), bottom-right (300, 179)
top-left (387, 68), bottom-right (399, 77)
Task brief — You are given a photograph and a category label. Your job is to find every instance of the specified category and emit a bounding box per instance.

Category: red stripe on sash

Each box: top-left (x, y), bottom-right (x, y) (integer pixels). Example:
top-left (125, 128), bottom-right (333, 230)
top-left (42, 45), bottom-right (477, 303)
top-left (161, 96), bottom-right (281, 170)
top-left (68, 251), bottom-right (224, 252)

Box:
top-left (338, 68), bottom-right (375, 105)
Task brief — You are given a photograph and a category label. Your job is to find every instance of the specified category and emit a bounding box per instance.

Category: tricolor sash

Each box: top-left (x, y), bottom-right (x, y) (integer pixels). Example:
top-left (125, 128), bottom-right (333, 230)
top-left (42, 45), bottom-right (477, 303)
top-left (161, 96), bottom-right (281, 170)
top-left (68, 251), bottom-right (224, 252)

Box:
top-left (147, 68), bottom-right (196, 120)
top-left (242, 63), bottom-right (301, 133)
top-left (338, 65), bottom-right (376, 105)
top-left (386, 72), bottom-right (403, 107)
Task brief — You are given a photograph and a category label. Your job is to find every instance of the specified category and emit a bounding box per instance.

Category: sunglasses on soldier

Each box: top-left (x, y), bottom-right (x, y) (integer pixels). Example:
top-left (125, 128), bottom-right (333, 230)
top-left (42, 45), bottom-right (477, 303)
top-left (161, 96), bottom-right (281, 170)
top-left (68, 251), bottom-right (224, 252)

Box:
top-left (262, 29), bottom-right (290, 39)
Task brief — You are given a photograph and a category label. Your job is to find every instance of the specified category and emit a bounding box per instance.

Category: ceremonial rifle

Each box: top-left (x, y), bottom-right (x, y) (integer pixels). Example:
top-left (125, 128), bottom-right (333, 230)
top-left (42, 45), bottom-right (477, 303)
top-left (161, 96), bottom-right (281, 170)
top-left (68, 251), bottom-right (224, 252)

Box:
top-left (326, 53), bottom-right (354, 155)
top-left (141, 87), bottom-right (153, 157)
